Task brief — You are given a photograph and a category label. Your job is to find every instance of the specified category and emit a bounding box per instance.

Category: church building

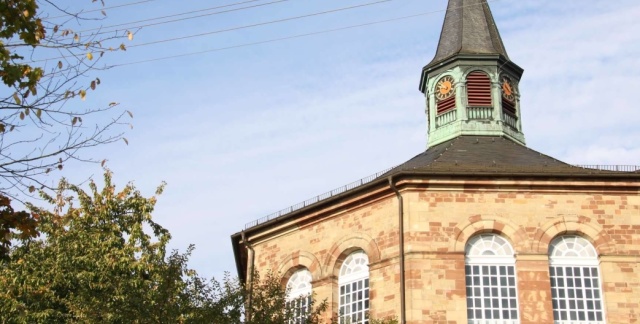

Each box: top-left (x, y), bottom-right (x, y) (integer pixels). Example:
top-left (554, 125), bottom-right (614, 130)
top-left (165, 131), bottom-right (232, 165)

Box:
top-left (231, 0), bottom-right (640, 323)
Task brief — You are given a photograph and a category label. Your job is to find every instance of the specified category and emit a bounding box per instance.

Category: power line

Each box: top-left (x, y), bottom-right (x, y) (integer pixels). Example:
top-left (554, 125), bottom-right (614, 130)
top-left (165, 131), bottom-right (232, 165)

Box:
top-left (108, 0), bottom-right (502, 69)
top-left (128, 0), bottom-right (394, 48)
top-left (8, 0), bottom-right (283, 47)
top-left (47, 0), bottom-right (158, 20)
top-left (79, 0), bottom-right (274, 34)
top-left (31, 0), bottom-right (394, 62)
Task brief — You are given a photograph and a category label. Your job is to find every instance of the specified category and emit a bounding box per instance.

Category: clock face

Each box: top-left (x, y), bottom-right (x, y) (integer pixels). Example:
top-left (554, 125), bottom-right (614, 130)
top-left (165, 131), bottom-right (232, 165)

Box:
top-left (436, 76), bottom-right (455, 100)
top-left (501, 76), bottom-right (516, 101)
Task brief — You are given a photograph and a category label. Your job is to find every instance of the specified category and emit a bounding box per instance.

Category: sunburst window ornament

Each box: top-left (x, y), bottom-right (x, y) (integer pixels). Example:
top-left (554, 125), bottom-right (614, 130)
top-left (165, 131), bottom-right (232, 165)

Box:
top-left (501, 75), bottom-right (516, 101)
top-left (435, 76), bottom-right (455, 100)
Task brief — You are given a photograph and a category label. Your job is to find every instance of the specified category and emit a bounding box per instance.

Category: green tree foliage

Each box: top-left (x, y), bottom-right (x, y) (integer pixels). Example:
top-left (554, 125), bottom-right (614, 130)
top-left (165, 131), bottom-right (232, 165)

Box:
top-left (0, 170), bottom-right (185, 322)
top-left (0, 170), bottom-right (328, 323)
top-left (0, 0), bottom-right (133, 197)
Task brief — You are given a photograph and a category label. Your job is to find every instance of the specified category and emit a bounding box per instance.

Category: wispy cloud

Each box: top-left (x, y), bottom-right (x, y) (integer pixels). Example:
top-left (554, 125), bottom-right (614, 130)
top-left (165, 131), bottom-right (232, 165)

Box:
top-left (36, 0), bottom-right (640, 279)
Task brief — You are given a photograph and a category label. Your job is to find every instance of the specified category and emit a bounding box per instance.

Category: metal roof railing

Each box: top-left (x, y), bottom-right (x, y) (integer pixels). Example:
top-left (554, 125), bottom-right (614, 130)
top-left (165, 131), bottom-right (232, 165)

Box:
top-left (574, 165), bottom-right (640, 172)
top-left (244, 166), bottom-right (395, 229)
top-left (243, 164), bottom-right (640, 230)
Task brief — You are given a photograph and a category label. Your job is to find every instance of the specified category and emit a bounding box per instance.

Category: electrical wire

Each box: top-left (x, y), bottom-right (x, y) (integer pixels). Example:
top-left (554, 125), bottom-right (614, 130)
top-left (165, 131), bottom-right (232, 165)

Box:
top-left (47, 0), bottom-right (158, 20)
top-left (108, 0), bottom-right (502, 68)
top-left (31, 0), bottom-right (395, 62)
top-left (78, 0), bottom-right (273, 34)
top-left (32, 0), bottom-right (501, 66)
top-left (128, 0), bottom-right (393, 48)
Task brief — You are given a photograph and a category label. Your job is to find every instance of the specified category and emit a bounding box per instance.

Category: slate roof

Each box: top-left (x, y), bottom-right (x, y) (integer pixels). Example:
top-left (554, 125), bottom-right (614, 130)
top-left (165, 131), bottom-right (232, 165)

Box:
top-left (426, 0), bottom-right (509, 70)
top-left (385, 136), bottom-right (617, 176)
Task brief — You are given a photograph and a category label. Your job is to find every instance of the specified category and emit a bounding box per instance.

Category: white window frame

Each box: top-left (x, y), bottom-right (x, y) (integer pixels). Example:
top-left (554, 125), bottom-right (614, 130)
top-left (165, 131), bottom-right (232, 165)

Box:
top-left (549, 235), bottom-right (606, 324)
top-left (286, 268), bottom-right (313, 324)
top-left (338, 251), bottom-right (370, 324)
top-left (465, 234), bottom-right (520, 324)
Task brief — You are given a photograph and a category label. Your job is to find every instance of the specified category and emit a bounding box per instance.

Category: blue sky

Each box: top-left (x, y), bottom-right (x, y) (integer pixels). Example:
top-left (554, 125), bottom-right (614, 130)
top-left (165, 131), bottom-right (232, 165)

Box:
top-left (15, 0), bottom-right (640, 279)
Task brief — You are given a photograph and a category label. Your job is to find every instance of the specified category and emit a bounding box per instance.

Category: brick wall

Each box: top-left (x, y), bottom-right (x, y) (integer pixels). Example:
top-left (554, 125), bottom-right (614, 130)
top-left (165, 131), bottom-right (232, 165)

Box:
top-left (245, 178), bottom-right (639, 323)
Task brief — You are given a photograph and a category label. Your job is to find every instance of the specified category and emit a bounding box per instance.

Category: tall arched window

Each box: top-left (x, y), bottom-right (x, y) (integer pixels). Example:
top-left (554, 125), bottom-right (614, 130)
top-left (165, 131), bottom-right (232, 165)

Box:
top-left (286, 268), bottom-right (312, 324)
top-left (465, 234), bottom-right (519, 324)
top-left (338, 251), bottom-right (370, 324)
top-left (549, 235), bottom-right (605, 323)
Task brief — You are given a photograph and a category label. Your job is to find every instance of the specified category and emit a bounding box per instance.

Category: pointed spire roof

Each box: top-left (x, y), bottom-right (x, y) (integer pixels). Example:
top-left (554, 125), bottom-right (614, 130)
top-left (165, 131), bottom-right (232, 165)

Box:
top-left (426, 0), bottom-right (509, 69)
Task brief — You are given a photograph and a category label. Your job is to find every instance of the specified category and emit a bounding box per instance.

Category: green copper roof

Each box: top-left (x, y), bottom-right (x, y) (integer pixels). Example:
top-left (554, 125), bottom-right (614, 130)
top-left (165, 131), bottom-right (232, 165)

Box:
top-left (426, 0), bottom-right (509, 69)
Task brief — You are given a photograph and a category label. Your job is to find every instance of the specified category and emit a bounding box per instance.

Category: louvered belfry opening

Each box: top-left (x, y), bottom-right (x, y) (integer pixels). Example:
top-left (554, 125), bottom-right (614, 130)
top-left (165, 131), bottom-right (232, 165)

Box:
top-left (502, 98), bottom-right (516, 115)
top-left (467, 71), bottom-right (492, 107)
top-left (436, 96), bottom-right (456, 114)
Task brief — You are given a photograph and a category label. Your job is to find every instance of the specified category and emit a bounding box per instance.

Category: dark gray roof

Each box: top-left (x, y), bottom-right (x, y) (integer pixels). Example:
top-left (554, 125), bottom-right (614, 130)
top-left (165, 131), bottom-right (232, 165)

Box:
top-left (387, 136), bottom-right (589, 175)
top-left (426, 0), bottom-right (509, 69)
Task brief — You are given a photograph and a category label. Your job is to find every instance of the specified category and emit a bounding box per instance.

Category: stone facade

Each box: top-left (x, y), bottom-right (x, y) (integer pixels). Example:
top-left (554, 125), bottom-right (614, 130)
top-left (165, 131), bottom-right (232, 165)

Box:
top-left (243, 177), bottom-right (640, 323)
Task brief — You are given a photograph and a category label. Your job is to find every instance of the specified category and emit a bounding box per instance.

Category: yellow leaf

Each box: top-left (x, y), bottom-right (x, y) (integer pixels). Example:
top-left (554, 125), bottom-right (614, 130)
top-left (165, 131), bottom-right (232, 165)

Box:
top-left (24, 108), bottom-right (30, 116)
top-left (58, 61), bottom-right (63, 69)
top-left (23, 10), bottom-right (29, 17)
top-left (74, 34), bottom-right (79, 42)
top-left (119, 43), bottom-right (126, 51)
top-left (20, 112), bottom-right (25, 120)
top-left (28, 186), bottom-right (35, 193)
top-left (79, 90), bottom-right (86, 101)
top-left (87, 52), bottom-right (93, 60)
top-left (35, 109), bottom-right (42, 119)
top-left (127, 31), bottom-right (133, 41)
top-left (12, 93), bottom-right (20, 105)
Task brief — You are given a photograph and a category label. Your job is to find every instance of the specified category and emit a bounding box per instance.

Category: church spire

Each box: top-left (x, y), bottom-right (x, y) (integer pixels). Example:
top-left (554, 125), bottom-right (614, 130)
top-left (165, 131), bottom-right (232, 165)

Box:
top-left (427, 0), bottom-right (509, 70)
top-left (419, 0), bottom-right (525, 148)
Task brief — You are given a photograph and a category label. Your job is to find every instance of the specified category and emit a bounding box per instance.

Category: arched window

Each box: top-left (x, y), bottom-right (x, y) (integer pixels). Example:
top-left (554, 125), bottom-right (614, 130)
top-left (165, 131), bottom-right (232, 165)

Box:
top-left (338, 251), bottom-right (370, 324)
top-left (549, 235), bottom-right (605, 323)
top-left (465, 234), bottom-right (519, 324)
top-left (286, 268), bottom-right (313, 324)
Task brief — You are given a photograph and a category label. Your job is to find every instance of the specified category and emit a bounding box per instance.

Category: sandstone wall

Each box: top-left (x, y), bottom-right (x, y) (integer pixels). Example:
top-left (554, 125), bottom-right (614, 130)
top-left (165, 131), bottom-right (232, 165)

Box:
top-left (246, 179), bottom-right (639, 323)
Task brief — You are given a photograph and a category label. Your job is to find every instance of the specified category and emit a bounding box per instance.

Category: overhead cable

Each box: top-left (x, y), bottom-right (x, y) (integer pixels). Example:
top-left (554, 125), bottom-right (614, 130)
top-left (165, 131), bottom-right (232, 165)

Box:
top-left (108, 0), bottom-right (502, 68)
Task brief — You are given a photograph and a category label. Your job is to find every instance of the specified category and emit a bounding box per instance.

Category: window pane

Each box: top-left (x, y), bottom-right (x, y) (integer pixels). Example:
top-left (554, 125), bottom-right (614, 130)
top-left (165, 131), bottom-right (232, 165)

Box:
top-left (549, 237), bottom-right (604, 324)
top-left (464, 235), bottom-right (518, 322)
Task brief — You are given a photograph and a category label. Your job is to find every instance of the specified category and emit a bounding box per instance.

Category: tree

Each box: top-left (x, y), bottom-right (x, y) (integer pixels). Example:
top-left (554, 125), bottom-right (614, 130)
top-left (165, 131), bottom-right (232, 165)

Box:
top-left (0, 0), bottom-right (133, 198)
top-left (0, 194), bottom-right (38, 260)
top-left (0, 170), bottom-right (186, 322)
top-left (0, 170), bottom-right (329, 323)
